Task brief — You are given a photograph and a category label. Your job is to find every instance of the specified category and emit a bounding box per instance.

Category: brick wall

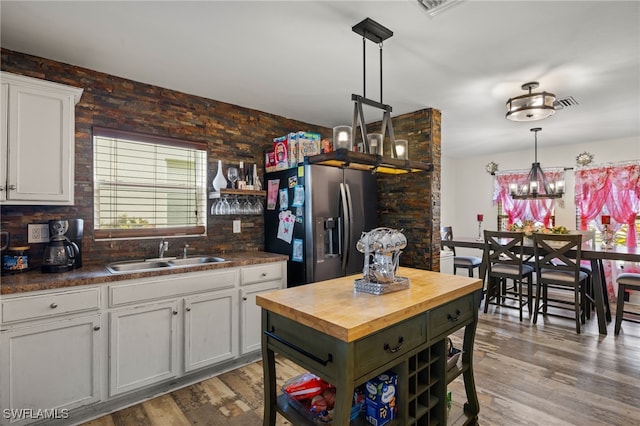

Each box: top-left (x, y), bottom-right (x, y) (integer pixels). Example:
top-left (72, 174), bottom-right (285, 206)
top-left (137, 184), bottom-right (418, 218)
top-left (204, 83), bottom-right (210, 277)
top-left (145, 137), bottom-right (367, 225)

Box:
top-left (374, 109), bottom-right (441, 271)
top-left (1, 49), bottom-right (440, 271)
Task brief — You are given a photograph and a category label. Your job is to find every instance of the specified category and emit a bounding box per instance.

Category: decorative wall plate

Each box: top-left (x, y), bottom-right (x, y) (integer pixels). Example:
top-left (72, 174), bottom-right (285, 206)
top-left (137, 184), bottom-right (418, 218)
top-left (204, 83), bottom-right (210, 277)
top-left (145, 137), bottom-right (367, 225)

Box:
top-left (576, 151), bottom-right (594, 166)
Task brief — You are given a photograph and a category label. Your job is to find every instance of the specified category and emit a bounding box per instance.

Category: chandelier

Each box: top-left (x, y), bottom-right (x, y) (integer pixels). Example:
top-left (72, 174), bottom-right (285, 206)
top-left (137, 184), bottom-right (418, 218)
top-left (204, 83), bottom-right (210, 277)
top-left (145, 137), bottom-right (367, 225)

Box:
top-left (506, 82), bottom-right (556, 122)
top-left (509, 128), bottom-right (565, 199)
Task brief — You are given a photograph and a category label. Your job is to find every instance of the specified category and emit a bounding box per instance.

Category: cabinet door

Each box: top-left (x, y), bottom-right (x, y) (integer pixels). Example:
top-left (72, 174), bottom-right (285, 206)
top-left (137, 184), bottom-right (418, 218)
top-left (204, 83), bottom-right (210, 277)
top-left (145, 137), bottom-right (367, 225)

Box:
top-left (6, 84), bottom-right (74, 203)
top-left (1, 83), bottom-right (7, 201)
top-left (0, 314), bottom-right (101, 424)
top-left (240, 280), bottom-right (282, 354)
top-left (109, 301), bottom-right (179, 396)
top-left (184, 289), bottom-right (238, 372)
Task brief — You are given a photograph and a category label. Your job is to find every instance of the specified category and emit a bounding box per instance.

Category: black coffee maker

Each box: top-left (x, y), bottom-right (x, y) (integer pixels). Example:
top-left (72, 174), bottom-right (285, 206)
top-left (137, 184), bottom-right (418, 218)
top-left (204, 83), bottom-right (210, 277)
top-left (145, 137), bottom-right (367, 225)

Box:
top-left (42, 219), bottom-right (82, 273)
top-left (66, 219), bottom-right (84, 268)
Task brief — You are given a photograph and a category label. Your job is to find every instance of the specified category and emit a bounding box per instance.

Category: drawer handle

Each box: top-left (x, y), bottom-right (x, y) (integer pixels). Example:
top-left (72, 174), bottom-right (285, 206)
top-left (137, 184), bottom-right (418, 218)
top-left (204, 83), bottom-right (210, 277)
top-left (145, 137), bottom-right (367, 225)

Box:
top-left (50, 303), bottom-right (58, 309)
top-left (383, 337), bottom-right (405, 353)
top-left (264, 328), bottom-right (333, 367)
top-left (447, 309), bottom-right (462, 322)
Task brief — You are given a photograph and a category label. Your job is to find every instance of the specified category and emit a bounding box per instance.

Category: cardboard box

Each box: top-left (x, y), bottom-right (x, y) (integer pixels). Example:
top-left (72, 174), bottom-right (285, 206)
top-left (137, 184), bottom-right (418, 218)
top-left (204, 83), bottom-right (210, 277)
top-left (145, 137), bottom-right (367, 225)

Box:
top-left (273, 135), bottom-right (290, 170)
top-left (365, 371), bottom-right (397, 426)
top-left (265, 150), bottom-right (277, 172)
top-left (296, 131), bottom-right (321, 163)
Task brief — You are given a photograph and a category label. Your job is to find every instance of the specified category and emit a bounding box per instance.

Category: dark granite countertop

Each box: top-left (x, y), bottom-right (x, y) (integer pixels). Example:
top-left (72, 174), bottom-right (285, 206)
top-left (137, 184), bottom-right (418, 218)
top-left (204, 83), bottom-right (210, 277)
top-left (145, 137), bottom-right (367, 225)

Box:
top-left (0, 251), bottom-right (288, 295)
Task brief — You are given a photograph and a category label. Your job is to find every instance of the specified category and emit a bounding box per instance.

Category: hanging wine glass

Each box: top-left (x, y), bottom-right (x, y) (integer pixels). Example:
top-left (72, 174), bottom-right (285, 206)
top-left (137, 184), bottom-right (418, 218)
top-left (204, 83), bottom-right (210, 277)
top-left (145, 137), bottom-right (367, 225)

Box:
top-left (211, 198), bottom-right (220, 215)
top-left (227, 167), bottom-right (238, 189)
top-left (220, 195), bottom-right (231, 215)
top-left (231, 195), bottom-right (241, 214)
top-left (253, 197), bottom-right (264, 215)
top-left (242, 197), bottom-right (252, 214)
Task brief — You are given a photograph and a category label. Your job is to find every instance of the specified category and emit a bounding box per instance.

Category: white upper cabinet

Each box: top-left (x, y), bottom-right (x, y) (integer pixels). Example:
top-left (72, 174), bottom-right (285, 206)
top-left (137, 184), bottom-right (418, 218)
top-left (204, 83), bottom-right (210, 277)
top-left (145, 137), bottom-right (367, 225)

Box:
top-left (0, 72), bottom-right (83, 205)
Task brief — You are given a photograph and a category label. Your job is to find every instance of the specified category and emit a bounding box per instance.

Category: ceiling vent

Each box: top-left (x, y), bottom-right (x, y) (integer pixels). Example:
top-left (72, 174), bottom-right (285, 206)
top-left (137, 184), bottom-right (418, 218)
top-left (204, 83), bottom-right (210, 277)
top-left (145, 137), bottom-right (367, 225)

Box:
top-left (553, 96), bottom-right (579, 110)
top-left (417, 0), bottom-right (465, 17)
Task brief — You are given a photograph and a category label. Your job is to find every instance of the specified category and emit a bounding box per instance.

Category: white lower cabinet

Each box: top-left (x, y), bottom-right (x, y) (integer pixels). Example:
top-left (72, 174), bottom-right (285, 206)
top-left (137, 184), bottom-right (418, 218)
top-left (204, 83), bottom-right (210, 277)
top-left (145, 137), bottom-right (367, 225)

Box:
top-left (184, 289), bottom-right (238, 372)
top-left (108, 301), bottom-right (179, 397)
top-left (0, 260), bottom-right (286, 425)
top-left (240, 280), bottom-right (282, 354)
top-left (0, 314), bottom-right (102, 426)
top-left (240, 262), bottom-right (286, 354)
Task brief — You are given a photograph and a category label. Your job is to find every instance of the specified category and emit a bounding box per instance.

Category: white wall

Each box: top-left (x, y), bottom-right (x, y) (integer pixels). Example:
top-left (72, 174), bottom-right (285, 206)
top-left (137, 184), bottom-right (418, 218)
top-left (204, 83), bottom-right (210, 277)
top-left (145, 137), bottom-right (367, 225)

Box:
top-left (442, 137), bottom-right (640, 257)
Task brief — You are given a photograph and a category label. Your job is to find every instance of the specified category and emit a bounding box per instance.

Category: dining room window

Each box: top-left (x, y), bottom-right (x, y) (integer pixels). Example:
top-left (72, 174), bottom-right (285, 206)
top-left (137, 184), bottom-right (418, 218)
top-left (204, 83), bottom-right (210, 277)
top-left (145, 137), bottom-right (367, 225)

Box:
top-left (574, 161), bottom-right (640, 249)
top-left (93, 127), bottom-right (208, 239)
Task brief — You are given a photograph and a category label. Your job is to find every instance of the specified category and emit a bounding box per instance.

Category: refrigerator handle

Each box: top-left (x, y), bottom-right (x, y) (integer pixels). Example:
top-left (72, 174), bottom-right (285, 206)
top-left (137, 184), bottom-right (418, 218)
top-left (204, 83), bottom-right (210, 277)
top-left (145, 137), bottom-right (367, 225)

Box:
top-left (339, 182), bottom-right (350, 272)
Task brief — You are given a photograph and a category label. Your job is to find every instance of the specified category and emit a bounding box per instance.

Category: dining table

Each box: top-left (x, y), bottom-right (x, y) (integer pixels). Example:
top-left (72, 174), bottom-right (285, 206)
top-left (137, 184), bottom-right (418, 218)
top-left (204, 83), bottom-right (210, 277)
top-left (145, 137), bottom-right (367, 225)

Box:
top-left (441, 236), bottom-right (640, 335)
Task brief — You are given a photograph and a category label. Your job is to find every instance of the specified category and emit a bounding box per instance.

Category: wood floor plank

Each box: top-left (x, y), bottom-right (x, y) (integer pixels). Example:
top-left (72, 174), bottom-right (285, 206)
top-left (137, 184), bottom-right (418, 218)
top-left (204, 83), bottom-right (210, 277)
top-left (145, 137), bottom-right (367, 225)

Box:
top-left (83, 305), bottom-right (640, 426)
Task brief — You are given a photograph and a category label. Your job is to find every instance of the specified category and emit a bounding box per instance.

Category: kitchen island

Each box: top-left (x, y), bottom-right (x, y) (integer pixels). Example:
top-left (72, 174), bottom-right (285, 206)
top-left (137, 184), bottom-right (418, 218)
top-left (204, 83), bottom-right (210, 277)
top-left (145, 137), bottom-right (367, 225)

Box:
top-left (257, 267), bottom-right (482, 425)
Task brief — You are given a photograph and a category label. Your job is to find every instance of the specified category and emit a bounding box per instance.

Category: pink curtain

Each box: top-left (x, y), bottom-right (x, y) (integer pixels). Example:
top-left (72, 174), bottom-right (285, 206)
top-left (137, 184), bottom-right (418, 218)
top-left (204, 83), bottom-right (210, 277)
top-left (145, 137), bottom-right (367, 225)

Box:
top-left (493, 169), bottom-right (563, 227)
top-left (575, 162), bottom-right (640, 248)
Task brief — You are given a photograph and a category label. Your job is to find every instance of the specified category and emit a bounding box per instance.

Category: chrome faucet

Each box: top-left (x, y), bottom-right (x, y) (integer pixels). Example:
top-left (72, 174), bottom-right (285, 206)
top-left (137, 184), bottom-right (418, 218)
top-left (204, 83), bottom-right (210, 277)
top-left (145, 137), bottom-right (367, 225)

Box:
top-left (159, 238), bottom-right (168, 259)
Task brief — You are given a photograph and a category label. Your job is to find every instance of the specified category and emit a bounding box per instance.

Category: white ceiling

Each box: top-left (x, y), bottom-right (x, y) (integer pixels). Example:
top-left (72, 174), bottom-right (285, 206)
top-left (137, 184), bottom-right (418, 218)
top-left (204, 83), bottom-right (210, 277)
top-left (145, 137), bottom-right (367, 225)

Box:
top-left (2, 1), bottom-right (639, 158)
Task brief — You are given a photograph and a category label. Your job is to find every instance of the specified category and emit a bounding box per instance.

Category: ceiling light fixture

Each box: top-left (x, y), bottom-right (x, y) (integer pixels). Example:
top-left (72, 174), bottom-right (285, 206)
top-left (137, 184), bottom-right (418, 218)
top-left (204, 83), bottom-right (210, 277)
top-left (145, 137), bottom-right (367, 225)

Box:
top-left (417, 0), bottom-right (465, 17)
top-left (509, 128), bottom-right (565, 199)
top-left (506, 81), bottom-right (556, 122)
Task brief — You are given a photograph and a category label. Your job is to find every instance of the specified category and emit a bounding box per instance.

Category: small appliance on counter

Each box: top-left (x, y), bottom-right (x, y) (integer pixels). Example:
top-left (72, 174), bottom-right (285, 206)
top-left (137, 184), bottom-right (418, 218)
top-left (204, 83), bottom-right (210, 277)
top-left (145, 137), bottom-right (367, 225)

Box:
top-left (42, 219), bottom-right (80, 273)
top-left (66, 218), bottom-right (84, 268)
top-left (354, 227), bottom-right (409, 295)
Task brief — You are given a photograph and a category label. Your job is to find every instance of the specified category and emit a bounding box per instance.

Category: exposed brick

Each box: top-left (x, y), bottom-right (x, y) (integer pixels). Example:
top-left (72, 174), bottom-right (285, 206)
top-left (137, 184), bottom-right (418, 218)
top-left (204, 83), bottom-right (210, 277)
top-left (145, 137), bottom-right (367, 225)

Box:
top-left (1, 49), bottom-right (441, 272)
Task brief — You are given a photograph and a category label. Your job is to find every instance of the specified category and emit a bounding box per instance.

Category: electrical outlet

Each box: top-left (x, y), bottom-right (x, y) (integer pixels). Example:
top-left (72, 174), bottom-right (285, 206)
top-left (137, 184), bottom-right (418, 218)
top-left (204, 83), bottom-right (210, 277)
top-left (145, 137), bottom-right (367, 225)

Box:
top-left (233, 220), bottom-right (241, 233)
top-left (28, 224), bottom-right (50, 243)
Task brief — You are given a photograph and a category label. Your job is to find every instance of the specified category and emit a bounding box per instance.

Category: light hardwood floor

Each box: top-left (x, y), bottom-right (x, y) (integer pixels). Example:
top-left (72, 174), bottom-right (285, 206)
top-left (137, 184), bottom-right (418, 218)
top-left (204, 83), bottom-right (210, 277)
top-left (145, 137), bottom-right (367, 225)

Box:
top-left (83, 304), bottom-right (640, 426)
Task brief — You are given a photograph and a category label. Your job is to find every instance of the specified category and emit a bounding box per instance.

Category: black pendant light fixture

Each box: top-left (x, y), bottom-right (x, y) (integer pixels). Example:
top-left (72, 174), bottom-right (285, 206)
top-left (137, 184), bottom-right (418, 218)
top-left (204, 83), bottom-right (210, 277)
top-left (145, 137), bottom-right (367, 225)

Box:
top-left (350, 18), bottom-right (402, 158)
top-left (509, 128), bottom-right (565, 199)
top-left (506, 82), bottom-right (556, 122)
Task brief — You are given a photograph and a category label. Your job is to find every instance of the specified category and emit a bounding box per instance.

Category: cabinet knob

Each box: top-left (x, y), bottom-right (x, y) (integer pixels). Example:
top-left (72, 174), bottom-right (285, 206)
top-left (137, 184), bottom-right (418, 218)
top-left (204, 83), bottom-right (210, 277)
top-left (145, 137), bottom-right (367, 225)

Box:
top-left (7, 184), bottom-right (16, 191)
top-left (94, 326), bottom-right (101, 331)
top-left (186, 307), bottom-right (192, 312)
top-left (261, 272), bottom-right (267, 277)
top-left (242, 296), bottom-right (247, 301)
top-left (173, 310), bottom-right (178, 315)
top-left (50, 303), bottom-right (58, 309)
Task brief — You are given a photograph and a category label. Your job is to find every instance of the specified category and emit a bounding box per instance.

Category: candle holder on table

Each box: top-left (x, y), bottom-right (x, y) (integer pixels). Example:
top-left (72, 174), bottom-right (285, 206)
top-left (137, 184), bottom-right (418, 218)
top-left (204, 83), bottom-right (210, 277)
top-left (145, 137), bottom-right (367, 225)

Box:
top-left (601, 215), bottom-right (615, 249)
top-left (476, 214), bottom-right (484, 241)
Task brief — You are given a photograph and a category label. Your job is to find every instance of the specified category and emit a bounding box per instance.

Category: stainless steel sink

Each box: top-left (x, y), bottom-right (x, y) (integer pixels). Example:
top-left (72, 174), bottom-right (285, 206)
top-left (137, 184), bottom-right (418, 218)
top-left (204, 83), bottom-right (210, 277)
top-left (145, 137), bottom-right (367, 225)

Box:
top-left (106, 260), bottom-right (172, 274)
top-left (106, 256), bottom-right (226, 274)
top-left (169, 256), bottom-right (226, 266)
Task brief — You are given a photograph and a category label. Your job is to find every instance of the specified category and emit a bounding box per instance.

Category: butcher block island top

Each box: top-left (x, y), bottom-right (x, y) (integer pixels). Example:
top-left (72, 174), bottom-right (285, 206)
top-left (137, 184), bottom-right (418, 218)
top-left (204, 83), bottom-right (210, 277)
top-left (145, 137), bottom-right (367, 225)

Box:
top-left (256, 267), bottom-right (482, 342)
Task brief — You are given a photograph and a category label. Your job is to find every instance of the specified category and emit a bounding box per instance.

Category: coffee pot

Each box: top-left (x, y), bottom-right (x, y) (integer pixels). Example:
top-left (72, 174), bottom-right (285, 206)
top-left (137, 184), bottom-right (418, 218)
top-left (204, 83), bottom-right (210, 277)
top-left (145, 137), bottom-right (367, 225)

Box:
top-left (42, 220), bottom-right (79, 273)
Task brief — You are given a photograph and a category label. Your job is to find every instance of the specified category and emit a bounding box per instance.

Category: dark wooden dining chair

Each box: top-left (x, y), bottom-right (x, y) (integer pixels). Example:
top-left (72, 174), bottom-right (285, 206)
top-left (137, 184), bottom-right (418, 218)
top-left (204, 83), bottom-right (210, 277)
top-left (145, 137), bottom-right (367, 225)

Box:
top-left (614, 272), bottom-right (640, 335)
top-left (532, 233), bottom-right (591, 334)
top-left (483, 230), bottom-right (534, 321)
top-left (441, 226), bottom-right (482, 277)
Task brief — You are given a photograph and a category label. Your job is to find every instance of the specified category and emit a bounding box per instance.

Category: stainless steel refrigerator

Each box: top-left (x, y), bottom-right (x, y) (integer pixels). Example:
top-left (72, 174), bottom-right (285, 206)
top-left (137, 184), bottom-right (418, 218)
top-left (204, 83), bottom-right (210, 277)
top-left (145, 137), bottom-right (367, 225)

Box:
top-left (264, 165), bottom-right (378, 287)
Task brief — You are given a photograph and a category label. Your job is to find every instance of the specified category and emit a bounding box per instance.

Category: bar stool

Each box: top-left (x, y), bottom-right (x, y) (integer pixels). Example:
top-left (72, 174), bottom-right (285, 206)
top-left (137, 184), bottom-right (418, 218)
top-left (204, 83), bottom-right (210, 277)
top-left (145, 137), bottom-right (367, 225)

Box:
top-left (614, 273), bottom-right (640, 335)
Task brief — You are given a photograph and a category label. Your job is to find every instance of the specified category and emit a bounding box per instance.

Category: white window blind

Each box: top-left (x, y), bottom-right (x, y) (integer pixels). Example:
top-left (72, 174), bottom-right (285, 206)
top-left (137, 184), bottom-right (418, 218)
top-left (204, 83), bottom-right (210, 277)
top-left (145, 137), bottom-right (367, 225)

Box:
top-left (93, 127), bottom-right (207, 239)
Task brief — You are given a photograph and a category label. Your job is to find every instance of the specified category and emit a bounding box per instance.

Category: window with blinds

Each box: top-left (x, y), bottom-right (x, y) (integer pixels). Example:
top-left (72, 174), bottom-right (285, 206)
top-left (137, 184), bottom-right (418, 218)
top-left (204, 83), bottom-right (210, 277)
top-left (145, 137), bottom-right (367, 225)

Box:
top-left (93, 127), bottom-right (207, 239)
